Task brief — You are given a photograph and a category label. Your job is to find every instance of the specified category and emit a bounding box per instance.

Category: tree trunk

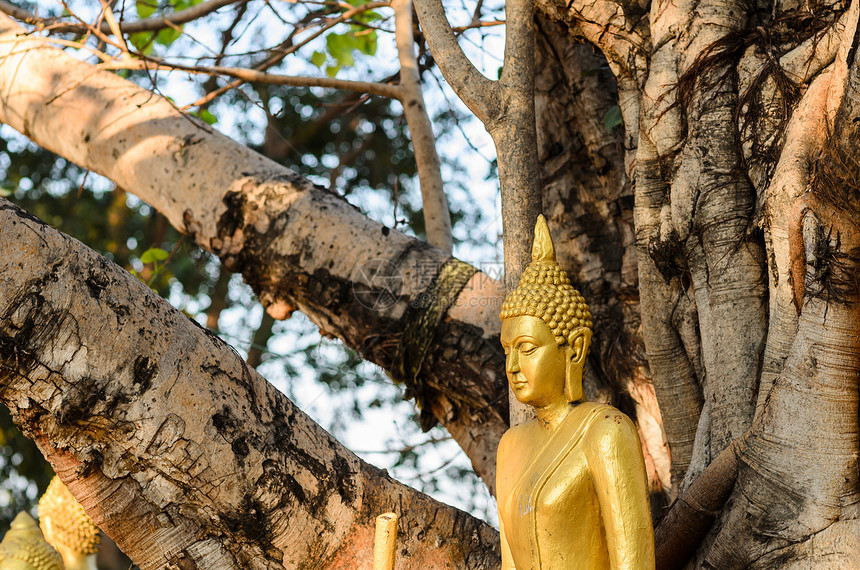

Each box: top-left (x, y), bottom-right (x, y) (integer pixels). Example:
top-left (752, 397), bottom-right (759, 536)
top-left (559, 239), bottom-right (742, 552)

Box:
top-left (530, 0), bottom-right (860, 564)
top-left (532, 16), bottom-right (672, 503)
top-left (0, 199), bottom-right (501, 569)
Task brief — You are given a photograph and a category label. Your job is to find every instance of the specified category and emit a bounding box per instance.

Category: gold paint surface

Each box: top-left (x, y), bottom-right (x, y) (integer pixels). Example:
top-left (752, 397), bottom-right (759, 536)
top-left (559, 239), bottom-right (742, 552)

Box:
top-left (38, 477), bottom-right (99, 570)
top-left (0, 512), bottom-right (63, 570)
top-left (372, 513), bottom-right (398, 570)
top-left (497, 216), bottom-right (654, 569)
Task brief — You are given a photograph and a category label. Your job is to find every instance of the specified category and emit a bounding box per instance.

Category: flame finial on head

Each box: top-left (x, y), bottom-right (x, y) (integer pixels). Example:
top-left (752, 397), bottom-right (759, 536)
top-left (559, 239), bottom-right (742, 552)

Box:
top-left (531, 215), bottom-right (556, 263)
top-left (500, 215), bottom-right (592, 346)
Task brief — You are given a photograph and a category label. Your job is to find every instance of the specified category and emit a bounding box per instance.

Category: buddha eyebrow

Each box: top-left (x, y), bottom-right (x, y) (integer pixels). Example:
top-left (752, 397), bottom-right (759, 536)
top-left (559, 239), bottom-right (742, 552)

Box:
top-left (508, 334), bottom-right (536, 345)
top-left (500, 334), bottom-right (536, 347)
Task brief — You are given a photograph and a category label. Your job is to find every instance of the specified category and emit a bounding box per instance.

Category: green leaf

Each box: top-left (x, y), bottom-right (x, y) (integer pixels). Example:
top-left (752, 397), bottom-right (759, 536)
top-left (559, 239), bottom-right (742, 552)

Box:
top-left (353, 30), bottom-right (377, 56)
top-left (0, 185), bottom-right (13, 197)
top-left (311, 50), bottom-right (327, 68)
top-left (196, 108), bottom-right (218, 125)
top-left (172, 0), bottom-right (202, 9)
top-left (129, 31), bottom-right (156, 54)
top-left (603, 105), bottom-right (623, 132)
top-left (325, 64), bottom-right (340, 78)
top-left (156, 26), bottom-right (182, 46)
top-left (136, 0), bottom-right (156, 18)
top-left (353, 10), bottom-right (382, 24)
top-left (140, 247), bottom-right (169, 263)
top-left (326, 33), bottom-right (355, 68)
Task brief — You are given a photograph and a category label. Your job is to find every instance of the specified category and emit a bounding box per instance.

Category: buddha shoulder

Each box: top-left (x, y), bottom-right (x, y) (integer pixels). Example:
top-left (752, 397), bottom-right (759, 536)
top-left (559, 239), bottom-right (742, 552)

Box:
top-left (582, 406), bottom-right (642, 459)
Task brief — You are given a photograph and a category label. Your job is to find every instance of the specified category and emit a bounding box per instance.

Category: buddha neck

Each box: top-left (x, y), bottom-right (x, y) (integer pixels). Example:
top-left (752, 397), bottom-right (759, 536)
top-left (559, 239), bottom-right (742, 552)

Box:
top-left (533, 399), bottom-right (578, 431)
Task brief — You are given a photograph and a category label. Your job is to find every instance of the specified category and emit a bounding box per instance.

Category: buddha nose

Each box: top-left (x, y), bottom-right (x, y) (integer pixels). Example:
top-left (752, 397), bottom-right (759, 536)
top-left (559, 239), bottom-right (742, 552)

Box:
top-left (506, 349), bottom-right (520, 374)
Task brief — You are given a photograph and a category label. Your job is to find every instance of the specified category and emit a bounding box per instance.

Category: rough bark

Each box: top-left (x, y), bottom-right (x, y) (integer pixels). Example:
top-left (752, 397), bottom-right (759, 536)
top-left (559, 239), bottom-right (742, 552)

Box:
top-left (531, 0), bottom-right (860, 563)
top-left (2, 0), bottom-right (860, 565)
top-left (702, 11), bottom-right (860, 564)
top-left (0, 14), bottom-right (506, 490)
top-left (533, 17), bottom-right (671, 502)
top-left (0, 199), bottom-right (501, 570)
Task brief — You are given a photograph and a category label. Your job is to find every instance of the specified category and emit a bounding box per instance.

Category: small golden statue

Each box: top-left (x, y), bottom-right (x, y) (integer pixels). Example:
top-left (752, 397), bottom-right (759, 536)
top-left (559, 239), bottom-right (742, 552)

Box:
top-left (496, 215), bottom-right (654, 569)
top-left (0, 512), bottom-right (63, 570)
top-left (38, 478), bottom-right (99, 570)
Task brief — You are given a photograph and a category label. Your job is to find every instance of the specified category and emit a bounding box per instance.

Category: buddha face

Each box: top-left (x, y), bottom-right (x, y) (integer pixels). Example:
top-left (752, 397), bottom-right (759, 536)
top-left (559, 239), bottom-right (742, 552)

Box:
top-left (501, 316), bottom-right (568, 408)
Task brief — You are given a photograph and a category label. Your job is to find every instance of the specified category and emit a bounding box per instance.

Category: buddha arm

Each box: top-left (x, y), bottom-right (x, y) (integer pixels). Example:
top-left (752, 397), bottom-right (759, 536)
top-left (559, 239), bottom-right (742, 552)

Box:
top-left (585, 412), bottom-right (656, 570)
top-left (496, 431), bottom-right (517, 570)
top-left (499, 517), bottom-right (516, 570)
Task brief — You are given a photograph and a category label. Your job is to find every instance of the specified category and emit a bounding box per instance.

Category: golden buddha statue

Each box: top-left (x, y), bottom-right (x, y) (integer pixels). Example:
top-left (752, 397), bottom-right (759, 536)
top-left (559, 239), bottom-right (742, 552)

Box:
top-left (496, 215), bottom-right (654, 569)
top-left (0, 512), bottom-right (64, 570)
top-left (38, 478), bottom-right (99, 570)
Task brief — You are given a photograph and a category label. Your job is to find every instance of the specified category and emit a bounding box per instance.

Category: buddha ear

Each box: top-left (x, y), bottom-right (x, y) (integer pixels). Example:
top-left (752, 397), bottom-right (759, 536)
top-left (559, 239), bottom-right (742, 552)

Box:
top-left (564, 328), bottom-right (592, 402)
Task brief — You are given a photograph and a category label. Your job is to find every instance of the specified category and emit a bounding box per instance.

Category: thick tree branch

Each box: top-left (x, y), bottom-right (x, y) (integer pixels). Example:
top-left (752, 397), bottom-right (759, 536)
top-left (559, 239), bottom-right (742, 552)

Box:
top-left (0, 199), bottom-right (501, 569)
top-left (413, 0), bottom-right (500, 124)
top-left (393, 0), bottom-right (452, 253)
top-left (493, 0), bottom-right (544, 425)
top-left (0, 13), bottom-right (507, 490)
top-left (654, 438), bottom-right (743, 570)
top-left (633, 132), bottom-right (703, 488)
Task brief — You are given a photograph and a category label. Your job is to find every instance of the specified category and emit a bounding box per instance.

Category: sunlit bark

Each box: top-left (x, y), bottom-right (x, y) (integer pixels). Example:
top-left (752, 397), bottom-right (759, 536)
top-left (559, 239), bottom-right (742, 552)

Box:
top-left (0, 199), bottom-right (500, 570)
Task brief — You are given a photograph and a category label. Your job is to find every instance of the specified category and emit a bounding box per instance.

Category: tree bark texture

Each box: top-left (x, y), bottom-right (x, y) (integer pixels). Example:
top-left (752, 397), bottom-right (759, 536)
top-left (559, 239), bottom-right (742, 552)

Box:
top-left (0, 14), bottom-right (506, 490)
top-left (532, 0), bottom-right (860, 564)
top-left (0, 199), bottom-right (501, 570)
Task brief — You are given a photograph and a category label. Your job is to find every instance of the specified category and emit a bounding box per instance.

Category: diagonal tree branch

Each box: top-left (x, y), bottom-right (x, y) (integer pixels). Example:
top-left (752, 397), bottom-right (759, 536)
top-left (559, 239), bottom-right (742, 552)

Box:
top-left (0, 198), bottom-right (501, 570)
top-left (101, 57), bottom-right (405, 99)
top-left (412, 0), bottom-right (500, 124)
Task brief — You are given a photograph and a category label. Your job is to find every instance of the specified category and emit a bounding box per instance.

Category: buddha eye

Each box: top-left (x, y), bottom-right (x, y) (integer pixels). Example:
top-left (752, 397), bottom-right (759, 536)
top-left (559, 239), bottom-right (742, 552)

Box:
top-left (519, 343), bottom-right (537, 355)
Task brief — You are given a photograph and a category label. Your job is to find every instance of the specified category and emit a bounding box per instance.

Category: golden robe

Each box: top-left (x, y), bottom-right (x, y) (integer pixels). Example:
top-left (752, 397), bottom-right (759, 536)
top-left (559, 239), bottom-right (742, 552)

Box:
top-left (496, 402), bottom-right (654, 569)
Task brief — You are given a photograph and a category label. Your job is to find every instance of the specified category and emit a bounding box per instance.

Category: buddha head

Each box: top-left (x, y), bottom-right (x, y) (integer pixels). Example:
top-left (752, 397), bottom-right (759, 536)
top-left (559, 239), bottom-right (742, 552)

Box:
top-left (0, 512), bottom-right (64, 570)
top-left (499, 215), bottom-right (592, 405)
top-left (38, 477), bottom-right (100, 570)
